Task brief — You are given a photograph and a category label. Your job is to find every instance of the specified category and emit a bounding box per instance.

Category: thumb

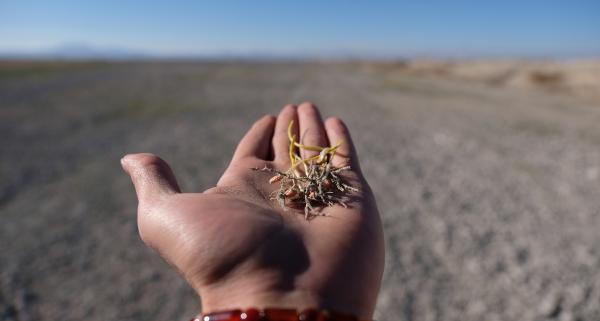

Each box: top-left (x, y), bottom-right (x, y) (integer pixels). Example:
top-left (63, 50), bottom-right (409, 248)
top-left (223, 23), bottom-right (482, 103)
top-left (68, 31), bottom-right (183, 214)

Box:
top-left (121, 153), bottom-right (181, 204)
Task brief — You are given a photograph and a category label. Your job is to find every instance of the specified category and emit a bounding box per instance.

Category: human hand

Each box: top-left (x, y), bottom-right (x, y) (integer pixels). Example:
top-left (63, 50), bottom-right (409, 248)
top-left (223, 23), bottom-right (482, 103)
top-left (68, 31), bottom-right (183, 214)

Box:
top-left (121, 103), bottom-right (385, 318)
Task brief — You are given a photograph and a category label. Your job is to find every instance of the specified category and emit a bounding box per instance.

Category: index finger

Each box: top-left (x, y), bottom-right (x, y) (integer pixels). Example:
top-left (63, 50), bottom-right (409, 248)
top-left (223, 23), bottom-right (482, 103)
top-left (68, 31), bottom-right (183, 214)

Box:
top-left (232, 115), bottom-right (276, 161)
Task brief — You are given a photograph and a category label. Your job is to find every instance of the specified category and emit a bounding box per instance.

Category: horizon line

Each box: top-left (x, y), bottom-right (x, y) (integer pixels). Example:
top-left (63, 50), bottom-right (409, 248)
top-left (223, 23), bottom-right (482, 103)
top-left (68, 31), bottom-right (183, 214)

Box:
top-left (1, 43), bottom-right (599, 61)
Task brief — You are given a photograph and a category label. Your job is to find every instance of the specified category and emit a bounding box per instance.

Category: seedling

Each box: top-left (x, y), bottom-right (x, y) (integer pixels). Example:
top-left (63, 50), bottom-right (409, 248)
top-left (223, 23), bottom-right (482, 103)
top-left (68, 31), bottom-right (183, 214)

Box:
top-left (252, 121), bottom-right (358, 219)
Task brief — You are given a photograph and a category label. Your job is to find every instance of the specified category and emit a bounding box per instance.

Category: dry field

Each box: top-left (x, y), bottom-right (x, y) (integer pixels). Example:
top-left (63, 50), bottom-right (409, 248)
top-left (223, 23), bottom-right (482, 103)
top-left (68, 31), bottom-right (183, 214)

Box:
top-left (1, 60), bottom-right (600, 321)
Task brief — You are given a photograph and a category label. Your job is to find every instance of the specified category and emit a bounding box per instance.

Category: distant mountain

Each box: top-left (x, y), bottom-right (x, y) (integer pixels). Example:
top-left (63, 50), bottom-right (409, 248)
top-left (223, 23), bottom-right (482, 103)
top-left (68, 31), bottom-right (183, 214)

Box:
top-left (0, 43), bottom-right (408, 61)
top-left (0, 43), bottom-right (149, 60)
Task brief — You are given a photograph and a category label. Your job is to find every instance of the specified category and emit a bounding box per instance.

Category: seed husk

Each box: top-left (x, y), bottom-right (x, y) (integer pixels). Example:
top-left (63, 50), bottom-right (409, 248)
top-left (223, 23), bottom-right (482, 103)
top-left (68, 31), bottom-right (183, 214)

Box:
top-left (269, 175), bottom-right (283, 184)
top-left (284, 188), bottom-right (297, 198)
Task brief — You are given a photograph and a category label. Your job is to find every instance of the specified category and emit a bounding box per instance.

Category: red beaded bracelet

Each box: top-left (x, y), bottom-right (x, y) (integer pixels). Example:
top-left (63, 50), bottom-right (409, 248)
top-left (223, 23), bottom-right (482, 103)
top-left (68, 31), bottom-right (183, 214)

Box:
top-left (192, 308), bottom-right (371, 321)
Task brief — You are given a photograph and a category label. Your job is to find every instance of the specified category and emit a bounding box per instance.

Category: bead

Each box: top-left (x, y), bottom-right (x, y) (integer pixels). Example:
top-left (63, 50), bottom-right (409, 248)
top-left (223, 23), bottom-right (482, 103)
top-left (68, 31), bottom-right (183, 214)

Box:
top-left (203, 309), bottom-right (242, 321)
top-left (240, 308), bottom-right (261, 321)
top-left (298, 309), bottom-right (318, 321)
top-left (328, 311), bottom-right (357, 321)
top-left (263, 308), bottom-right (298, 321)
top-left (316, 310), bottom-right (330, 321)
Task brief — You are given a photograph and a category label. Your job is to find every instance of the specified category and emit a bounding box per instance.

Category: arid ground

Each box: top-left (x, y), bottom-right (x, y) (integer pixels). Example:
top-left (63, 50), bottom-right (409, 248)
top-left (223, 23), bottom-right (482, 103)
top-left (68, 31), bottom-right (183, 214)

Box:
top-left (1, 60), bottom-right (600, 321)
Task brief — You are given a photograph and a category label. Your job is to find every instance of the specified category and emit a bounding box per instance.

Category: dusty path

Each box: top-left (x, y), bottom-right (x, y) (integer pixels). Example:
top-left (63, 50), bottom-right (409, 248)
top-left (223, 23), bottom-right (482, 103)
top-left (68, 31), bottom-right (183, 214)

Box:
top-left (1, 62), bottom-right (600, 321)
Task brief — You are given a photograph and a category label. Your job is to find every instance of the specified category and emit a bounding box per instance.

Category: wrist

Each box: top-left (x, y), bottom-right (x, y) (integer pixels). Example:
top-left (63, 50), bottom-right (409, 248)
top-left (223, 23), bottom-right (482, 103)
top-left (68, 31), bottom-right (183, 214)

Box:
top-left (199, 286), bottom-right (322, 312)
top-left (196, 278), bottom-right (373, 319)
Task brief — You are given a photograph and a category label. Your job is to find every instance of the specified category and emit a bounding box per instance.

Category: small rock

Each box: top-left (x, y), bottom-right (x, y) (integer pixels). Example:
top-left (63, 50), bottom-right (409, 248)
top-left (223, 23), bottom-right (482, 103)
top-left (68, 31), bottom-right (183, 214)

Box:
top-left (586, 167), bottom-right (598, 180)
top-left (559, 311), bottom-right (574, 321)
top-left (539, 292), bottom-right (562, 317)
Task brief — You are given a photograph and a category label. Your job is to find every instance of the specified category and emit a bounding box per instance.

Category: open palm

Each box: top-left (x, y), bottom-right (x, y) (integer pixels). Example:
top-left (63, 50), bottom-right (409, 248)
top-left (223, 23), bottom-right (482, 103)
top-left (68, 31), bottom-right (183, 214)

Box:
top-left (122, 103), bottom-right (384, 318)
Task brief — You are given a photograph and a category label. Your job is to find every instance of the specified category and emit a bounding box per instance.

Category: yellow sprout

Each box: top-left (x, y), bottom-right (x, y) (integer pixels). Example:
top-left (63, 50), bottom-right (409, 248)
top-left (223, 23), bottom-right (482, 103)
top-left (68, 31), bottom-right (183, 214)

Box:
top-left (286, 120), bottom-right (343, 170)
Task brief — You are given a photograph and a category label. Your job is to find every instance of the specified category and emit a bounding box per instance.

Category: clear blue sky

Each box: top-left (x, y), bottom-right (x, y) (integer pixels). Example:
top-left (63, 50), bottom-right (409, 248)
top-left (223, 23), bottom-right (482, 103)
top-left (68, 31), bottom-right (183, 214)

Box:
top-left (1, 0), bottom-right (599, 58)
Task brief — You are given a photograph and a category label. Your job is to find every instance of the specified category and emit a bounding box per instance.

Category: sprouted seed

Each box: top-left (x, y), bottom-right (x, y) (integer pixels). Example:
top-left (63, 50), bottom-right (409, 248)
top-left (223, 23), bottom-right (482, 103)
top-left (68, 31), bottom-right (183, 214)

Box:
top-left (252, 120), bottom-right (358, 219)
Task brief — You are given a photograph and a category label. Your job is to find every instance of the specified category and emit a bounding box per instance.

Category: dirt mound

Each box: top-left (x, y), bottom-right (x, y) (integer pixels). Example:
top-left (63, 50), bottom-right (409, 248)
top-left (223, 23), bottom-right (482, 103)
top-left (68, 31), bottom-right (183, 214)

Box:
top-left (367, 59), bottom-right (600, 102)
